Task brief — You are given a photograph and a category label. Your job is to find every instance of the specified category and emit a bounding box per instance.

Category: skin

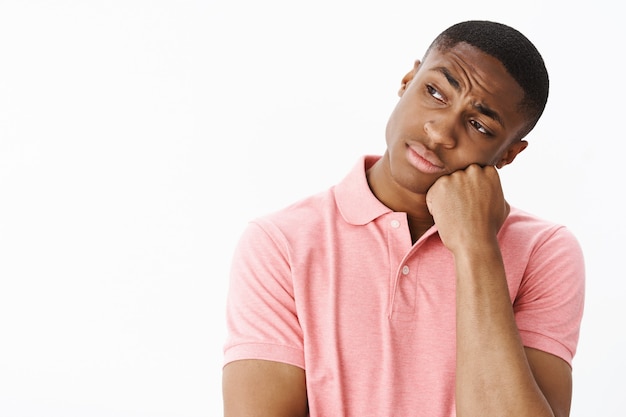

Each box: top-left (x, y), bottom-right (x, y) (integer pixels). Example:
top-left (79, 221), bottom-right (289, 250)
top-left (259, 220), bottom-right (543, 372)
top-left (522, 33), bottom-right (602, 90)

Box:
top-left (223, 42), bottom-right (572, 417)
top-left (222, 359), bottom-right (308, 417)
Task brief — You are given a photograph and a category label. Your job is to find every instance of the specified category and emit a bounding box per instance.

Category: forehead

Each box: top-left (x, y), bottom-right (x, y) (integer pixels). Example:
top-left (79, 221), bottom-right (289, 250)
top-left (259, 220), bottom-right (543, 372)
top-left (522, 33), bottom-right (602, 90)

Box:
top-left (422, 42), bottom-right (525, 108)
top-left (419, 42), bottom-right (527, 135)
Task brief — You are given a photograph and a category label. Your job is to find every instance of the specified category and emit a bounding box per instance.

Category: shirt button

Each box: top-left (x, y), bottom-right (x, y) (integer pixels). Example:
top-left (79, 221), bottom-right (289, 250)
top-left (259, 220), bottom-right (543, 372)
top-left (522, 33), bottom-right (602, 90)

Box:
top-left (391, 220), bottom-right (400, 229)
top-left (401, 265), bottom-right (410, 275)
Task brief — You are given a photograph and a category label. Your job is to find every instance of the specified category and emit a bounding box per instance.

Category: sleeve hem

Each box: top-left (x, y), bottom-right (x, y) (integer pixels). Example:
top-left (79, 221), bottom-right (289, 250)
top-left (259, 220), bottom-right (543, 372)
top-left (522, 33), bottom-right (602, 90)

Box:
top-left (223, 342), bottom-right (305, 370)
top-left (519, 329), bottom-right (574, 367)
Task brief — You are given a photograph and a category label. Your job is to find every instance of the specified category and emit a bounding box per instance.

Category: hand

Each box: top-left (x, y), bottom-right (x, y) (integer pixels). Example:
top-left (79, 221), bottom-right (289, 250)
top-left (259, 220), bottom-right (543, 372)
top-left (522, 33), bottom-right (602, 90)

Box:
top-left (425, 164), bottom-right (509, 253)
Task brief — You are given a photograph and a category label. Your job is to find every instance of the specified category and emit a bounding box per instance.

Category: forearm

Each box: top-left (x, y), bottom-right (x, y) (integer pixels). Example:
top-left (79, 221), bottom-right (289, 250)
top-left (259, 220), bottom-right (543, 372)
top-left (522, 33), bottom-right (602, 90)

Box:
top-left (454, 241), bottom-right (553, 417)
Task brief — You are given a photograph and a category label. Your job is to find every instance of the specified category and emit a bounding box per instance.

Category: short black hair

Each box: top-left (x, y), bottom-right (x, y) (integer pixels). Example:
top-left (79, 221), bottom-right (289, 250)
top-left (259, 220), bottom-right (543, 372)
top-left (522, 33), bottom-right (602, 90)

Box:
top-left (425, 20), bottom-right (549, 139)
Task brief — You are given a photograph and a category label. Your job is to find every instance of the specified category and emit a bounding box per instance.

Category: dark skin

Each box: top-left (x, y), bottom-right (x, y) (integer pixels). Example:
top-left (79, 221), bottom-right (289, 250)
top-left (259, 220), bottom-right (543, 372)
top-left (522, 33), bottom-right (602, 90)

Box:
top-left (367, 42), bottom-right (529, 242)
top-left (223, 42), bottom-right (572, 417)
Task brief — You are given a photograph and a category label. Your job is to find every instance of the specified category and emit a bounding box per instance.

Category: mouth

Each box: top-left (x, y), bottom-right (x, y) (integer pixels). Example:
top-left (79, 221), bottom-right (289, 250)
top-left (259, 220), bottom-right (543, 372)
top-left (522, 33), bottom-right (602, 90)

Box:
top-left (405, 142), bottom-right (446, 174)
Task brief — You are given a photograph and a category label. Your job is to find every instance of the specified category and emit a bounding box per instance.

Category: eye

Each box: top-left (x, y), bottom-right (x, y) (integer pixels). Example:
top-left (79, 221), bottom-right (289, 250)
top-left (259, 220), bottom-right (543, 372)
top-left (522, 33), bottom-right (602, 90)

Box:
top-left (470, 119), bottom-right (491, 136)
top-left (426, 85), bottom-right (444, 102)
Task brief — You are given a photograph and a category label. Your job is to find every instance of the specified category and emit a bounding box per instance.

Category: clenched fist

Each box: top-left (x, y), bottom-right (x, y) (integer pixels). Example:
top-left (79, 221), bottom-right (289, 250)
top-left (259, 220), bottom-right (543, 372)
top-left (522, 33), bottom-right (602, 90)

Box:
top-left (425, 164), bottom-right (510, 254)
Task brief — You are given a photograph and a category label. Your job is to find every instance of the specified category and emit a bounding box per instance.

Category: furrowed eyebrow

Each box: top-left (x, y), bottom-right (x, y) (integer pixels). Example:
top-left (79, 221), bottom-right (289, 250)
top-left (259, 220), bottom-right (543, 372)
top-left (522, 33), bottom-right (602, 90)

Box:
top-left (434, 66), bottom-right (504, 128)
top-left (436, 67), bottom-right (461, 91)
top-left (474, 103), bottom-right (504, 128)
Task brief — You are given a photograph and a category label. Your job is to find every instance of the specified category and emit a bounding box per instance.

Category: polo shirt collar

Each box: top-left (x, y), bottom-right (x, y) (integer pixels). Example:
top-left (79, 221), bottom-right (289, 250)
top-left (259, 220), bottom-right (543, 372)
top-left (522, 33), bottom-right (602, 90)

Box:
top-left (334, 155), bottom-right (393, 225)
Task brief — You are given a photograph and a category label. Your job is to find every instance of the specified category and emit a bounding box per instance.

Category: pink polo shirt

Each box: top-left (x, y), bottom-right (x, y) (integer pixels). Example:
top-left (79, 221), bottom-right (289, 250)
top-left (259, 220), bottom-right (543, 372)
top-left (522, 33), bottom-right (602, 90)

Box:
top-left (224, 155), bottom-right (585, 416)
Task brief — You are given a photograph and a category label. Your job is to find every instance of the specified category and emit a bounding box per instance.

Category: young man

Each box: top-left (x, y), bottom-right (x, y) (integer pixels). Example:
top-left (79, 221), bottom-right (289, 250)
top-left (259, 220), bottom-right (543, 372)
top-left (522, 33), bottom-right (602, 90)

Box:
top-left (222, 20), bottom-right (585, 417)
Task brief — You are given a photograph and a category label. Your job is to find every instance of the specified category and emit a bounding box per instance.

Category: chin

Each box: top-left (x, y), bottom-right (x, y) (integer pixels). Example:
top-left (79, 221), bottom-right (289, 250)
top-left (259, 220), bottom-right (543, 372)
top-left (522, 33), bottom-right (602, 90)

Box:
top-left (395, 170), bottom-right (437, 195)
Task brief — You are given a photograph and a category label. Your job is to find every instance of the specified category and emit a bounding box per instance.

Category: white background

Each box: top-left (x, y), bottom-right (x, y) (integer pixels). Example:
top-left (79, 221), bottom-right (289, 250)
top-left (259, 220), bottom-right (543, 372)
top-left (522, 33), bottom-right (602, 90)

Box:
top-left (0, 1), bottom-right (622, 416)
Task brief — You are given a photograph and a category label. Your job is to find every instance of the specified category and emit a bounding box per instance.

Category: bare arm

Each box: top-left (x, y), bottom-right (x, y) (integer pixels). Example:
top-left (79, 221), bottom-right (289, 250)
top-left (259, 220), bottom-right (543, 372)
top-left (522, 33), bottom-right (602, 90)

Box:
top-left (426, 165), bottom-right (572, 417)
top-left (223, 359), bottom-right (308, 417)
top-left (453, 243), bottom-right (570, 416)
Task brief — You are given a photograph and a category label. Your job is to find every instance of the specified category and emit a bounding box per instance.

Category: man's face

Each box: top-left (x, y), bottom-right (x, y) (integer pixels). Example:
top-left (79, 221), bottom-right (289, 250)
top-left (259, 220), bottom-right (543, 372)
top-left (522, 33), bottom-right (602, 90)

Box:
top-left (383, 42), bottom-right (529, 195)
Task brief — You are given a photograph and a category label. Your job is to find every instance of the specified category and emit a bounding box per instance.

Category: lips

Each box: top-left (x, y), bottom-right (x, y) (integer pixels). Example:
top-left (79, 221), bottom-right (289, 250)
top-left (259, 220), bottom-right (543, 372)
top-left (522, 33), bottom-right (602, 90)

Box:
top-left (405, 142), bottom-right (446, 174)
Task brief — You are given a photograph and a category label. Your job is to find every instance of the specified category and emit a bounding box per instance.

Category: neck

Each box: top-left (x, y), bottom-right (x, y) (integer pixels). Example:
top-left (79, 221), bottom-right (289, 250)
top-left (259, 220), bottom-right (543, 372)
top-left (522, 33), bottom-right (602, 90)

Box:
top-left (366, 157), bottom-right (435, 243)
top-left (407, 214), bottom-right (435, 243)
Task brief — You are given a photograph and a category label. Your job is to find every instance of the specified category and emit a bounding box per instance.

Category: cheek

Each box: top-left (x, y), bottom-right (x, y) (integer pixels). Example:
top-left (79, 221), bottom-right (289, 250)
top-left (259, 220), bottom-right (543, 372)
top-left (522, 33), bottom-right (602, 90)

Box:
top-left (387, 96), bottom-right (424, 133)
top-left (486, 153), bottom-right (503, 167)
top-left (388, 119), bottom-right (424, 150)
top-left (449, 145), bottom-right (501, 169)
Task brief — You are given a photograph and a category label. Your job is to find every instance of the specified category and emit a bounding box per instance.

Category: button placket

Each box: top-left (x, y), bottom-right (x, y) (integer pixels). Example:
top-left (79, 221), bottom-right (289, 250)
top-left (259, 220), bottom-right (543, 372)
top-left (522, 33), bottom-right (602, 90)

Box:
top-left (386, 215), bottom-right (418, 319)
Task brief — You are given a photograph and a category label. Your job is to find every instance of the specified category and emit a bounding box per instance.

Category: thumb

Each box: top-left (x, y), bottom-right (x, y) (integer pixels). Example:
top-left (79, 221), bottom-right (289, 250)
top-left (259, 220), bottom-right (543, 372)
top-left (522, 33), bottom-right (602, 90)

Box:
top-left (425, 188), bottom-right (435, 215)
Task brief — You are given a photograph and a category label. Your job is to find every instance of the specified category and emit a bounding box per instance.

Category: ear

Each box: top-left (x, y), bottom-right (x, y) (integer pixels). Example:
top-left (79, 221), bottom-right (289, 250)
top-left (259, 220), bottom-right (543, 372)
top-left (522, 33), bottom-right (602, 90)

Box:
top-left (496, 140), bottom-right (528, 169)
top-left (398, 60), bottom-right (421, 97)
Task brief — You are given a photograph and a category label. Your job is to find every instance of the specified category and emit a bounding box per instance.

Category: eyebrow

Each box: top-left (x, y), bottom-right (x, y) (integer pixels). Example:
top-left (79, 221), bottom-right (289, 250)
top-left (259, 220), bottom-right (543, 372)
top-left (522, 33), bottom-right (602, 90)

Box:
top-left (437, 66), bottom-right (461, 91)
top-left (434, 66), bottom-right (505, 128)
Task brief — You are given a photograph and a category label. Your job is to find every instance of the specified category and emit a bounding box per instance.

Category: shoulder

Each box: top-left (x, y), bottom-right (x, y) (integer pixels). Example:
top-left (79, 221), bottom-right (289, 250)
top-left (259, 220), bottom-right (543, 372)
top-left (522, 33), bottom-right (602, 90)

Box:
top-left (502, 207), bottom-right (582, 253)
top-left (255, 187), bottom-right (337, 235)
top-left (500, 207), bottom-right (585, 292)
top-left (234, 187), bottom-right (339, 258)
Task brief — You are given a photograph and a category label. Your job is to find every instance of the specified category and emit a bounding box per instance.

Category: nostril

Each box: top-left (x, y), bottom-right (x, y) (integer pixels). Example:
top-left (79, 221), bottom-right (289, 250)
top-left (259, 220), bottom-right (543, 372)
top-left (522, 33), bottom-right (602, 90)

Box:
top-left (424, 120), bottom-right (456, 148)
top-left (423, 121), bottom-right (442, 140)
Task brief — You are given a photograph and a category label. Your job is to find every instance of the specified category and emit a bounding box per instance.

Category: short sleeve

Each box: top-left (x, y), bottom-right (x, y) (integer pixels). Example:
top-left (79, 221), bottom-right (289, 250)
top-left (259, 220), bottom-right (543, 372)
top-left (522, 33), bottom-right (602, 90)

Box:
top-left (514, 226), bottom-right (586, 366)
top-left (223, 220), bottom-right (305, 369)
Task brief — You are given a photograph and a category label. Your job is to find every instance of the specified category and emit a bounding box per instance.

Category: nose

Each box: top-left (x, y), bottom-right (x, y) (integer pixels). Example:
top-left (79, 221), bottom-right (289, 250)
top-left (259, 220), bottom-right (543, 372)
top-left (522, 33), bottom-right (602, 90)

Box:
top-left (423, 119), bottom-right (457, 149)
